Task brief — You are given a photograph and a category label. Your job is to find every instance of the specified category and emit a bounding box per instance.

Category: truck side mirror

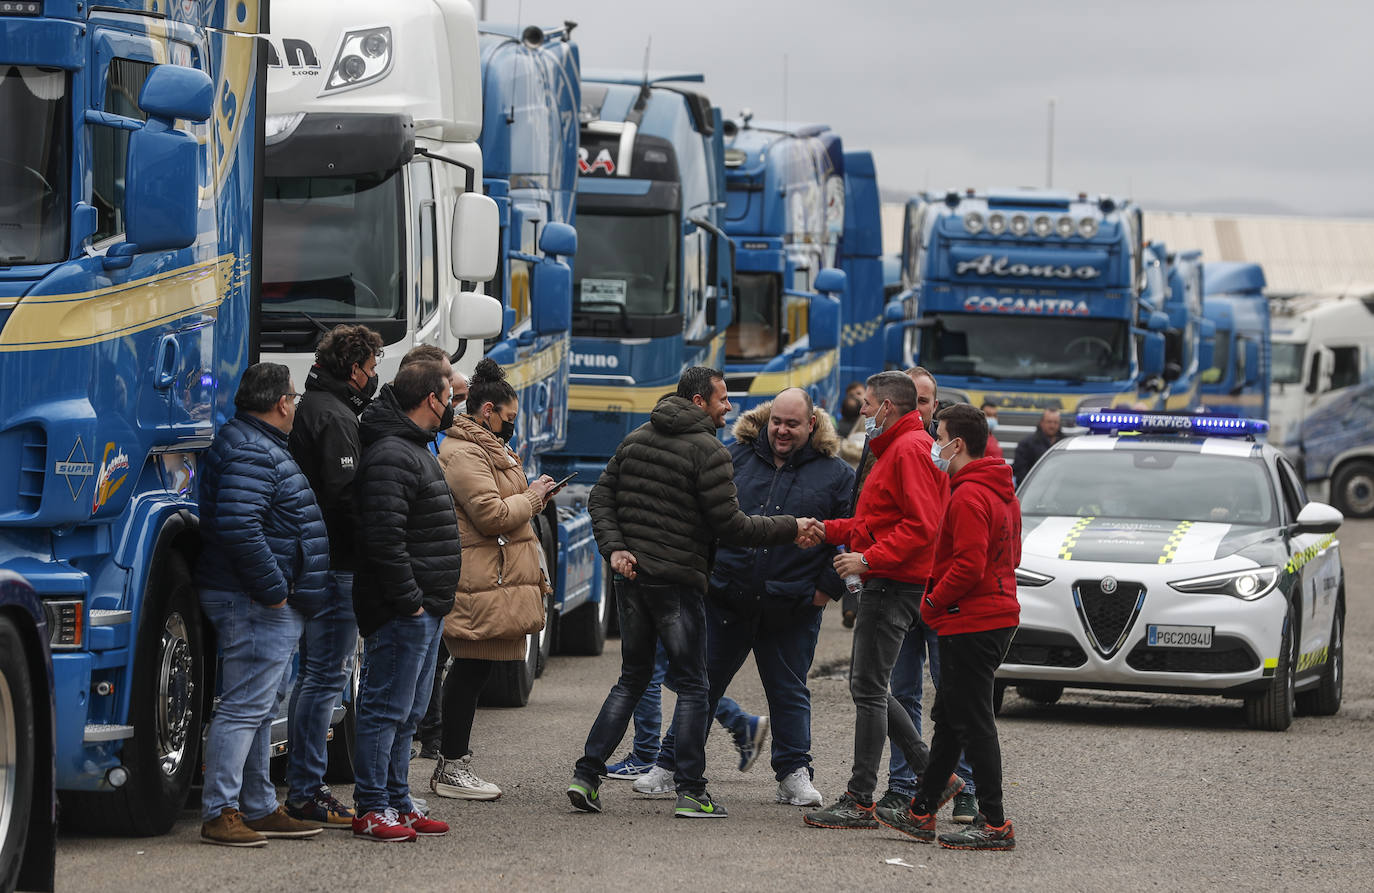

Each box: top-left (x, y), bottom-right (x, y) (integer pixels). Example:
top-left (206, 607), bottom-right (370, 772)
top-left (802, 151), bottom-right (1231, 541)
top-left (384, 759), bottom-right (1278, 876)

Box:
top-left (452, 192), bottom-right (499, 282)
top-left (1146, 310), bottom-right (1170, 332)
top-left (706, 294), bottom-right (732, 330)
top-left (530, 259), bottom-right (572, 336)
top-left (1139, 331), bottom-right (1165, 379)
top-left (813, 267), bottom-right (846, 296)
top-left (538, 221), bottom-right (577, 258)
top-left (449, 290), bottom-right (503, 340)
top-left (808, 294), bottom-right (841, 353)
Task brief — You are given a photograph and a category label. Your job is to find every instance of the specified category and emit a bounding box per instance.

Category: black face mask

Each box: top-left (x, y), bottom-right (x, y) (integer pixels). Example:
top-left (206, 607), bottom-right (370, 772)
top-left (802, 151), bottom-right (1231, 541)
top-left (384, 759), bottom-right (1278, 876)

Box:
top-left (437, 401), bottom-right (456, 432)
top-left (360, 372), bottom-right (379, 401)
top-left (494, 417), bottom-right (515, 443)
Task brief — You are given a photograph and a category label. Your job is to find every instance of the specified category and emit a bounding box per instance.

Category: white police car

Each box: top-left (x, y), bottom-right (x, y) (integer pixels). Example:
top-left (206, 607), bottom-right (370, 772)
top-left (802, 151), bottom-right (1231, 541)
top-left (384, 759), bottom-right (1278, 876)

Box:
top-left (1001, 412), bottom-right (1344, 731)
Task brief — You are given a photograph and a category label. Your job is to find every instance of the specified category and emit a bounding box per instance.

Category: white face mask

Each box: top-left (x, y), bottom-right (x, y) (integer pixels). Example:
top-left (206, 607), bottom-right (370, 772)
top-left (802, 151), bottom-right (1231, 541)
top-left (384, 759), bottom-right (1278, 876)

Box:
top-left (863, 402), bottom-right (890, 438)
top-left (930, 439), bottom-right (953, 473)
top-left (986, 417), bottom-right (999, 432)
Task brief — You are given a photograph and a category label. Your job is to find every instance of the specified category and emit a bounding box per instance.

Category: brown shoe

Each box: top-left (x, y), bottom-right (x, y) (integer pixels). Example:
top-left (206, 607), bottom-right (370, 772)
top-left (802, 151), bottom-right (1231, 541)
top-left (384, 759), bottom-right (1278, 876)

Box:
top-left (244, 805), bottom-right (324, 839)
top-left (201, 808), bottom-right (268, 847)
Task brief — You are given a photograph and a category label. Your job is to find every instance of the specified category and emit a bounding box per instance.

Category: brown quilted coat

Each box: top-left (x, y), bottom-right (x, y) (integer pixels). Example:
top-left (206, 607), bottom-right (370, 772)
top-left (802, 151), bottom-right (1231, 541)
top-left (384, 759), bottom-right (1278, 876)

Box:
top-left (438, 414), bottom-right (550, 661)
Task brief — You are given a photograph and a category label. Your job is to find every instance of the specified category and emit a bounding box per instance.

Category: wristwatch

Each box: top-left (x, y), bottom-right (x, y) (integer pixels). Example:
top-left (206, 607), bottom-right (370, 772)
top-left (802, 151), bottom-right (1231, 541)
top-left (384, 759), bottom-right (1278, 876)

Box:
top-left (858, 554), bottom-right (869, 568)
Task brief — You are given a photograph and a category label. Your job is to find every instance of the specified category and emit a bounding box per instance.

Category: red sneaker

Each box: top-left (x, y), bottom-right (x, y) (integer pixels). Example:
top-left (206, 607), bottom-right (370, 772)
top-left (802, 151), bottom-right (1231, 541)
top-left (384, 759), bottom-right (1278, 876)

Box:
top-left (399, 810), bottom-right (449, 836)
top-left (352, 808), bottom-right (417, 842)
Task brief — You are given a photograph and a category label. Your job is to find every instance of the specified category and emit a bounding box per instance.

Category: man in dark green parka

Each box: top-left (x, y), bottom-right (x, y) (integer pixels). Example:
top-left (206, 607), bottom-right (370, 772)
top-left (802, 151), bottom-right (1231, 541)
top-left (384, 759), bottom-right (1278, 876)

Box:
top-left (568, 367), bottom-right (815, 820)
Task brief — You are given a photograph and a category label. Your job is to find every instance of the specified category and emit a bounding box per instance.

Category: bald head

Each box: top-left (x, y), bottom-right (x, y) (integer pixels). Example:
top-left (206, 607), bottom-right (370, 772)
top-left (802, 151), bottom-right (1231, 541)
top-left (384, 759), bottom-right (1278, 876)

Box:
top-left (767, 388), bottom-right (815, 465)
top-left (450, 371), bottom-right (469, 409)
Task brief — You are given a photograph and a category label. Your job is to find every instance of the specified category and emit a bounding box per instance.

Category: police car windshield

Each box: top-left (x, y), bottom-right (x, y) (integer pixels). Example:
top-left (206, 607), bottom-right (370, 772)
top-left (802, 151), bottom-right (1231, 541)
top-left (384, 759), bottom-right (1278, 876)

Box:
top-left (573, 211), bottom-right (679, 316)
top-left (0, 66), bottom-right (69, 266)
top-left (1271, 341), bottom-right (1304, 385)
top-left (1018, 449), bottom-right (1278, 526)
top-left (919, 313), bottom-right (1129, 382)
top-left (260, 172), bottom-right (403, 320)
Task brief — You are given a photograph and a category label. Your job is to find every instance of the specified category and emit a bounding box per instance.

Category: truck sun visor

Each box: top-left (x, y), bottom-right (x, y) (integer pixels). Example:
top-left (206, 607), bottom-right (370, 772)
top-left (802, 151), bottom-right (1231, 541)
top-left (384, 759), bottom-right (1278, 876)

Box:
top-left (265, 112), bottom-right (415, 178)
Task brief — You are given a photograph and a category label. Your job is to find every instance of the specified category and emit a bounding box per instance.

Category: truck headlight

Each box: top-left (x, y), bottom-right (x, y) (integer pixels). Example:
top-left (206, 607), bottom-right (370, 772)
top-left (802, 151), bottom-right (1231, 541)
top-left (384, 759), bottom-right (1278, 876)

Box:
top-left (325, 27), bottom-right (393, 92)
top-left (1168, 567), bottom-right (1279, 601)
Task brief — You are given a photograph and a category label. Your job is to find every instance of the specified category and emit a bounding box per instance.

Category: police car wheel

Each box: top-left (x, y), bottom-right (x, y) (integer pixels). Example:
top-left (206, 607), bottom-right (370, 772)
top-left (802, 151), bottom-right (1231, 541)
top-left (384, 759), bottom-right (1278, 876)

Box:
top-left (1298, 605), bottom-right (1343, 717)
top-left (1015, 683), bottom-right (1063, 706)
top-left (1244, 601), bottom-right (1296, 731)
top-left (0, 616), bottom-right (37, 893)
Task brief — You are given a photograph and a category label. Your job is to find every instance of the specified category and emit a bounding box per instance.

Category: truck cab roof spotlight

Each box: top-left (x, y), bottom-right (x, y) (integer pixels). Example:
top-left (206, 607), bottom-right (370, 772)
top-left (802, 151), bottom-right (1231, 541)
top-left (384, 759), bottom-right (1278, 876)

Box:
top-left (1033, 215), bottom-right (1053, 237)
top-left (986, 213), bottom-right (1007, 235)
top-left (1077, 217), bottom-right (1099, 239)
top-left (1009, 214), bottom-right (1030, 236)
top-left (1056, 215), bottom-right (1075, 238)
top-left (963, 211), bottom-right (985, 235)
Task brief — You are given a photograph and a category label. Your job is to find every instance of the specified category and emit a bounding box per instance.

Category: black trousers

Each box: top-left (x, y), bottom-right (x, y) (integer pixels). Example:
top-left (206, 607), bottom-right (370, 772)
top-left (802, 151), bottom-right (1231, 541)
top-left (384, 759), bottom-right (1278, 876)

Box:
top-left (440, 657), bottom-right (495, 760)
top-left (917, 626), bottom-right (1016, 825)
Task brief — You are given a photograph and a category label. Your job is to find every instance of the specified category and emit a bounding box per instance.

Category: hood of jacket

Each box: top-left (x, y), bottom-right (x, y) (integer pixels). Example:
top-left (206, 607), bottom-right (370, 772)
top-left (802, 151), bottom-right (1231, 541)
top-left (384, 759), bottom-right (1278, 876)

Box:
top-left (358, 383), bottom-right (436, 448)
top-left (951, 455), bottom-right (1017, 503)
top-left (650, 395), bottom-right (717, 437)
top-left (305, 362), bottom-right (370, 415)
top-left (731, 400), bottom-right (842, 461)
top-left (446, 412), bottom-right (519, 466)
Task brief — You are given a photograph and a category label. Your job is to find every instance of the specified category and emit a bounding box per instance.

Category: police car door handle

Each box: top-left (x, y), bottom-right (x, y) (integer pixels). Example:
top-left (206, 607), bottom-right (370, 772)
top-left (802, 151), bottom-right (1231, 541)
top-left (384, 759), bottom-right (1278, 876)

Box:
top-left (154, 334), bottom-right (179, 390)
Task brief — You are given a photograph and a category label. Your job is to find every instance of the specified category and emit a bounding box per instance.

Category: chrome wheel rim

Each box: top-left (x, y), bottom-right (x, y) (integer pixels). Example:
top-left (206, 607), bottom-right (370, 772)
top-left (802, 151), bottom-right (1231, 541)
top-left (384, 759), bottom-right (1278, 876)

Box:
top-left (156, 612), bottom-right (195, 778)
top-left (0, 667), bottom-right (16, 849)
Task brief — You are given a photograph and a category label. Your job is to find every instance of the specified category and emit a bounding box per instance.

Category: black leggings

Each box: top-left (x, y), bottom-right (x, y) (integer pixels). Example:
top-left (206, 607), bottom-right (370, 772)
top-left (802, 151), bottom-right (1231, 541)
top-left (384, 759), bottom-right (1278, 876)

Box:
top-left (440, 657), bottom-right (495, 760)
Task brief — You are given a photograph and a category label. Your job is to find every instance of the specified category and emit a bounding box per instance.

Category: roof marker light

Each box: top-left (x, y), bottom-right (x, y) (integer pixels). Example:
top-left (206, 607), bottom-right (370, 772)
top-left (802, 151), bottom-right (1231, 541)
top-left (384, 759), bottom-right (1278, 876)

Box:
top-left (1076, 412), bottom-right (1268, 438)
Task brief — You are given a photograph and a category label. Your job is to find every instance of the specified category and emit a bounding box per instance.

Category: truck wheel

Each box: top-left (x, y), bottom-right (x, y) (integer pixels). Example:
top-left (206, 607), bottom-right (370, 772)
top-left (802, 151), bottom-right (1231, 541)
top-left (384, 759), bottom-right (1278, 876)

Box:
top-left (0, 616), bottom-right (37, 892)
top-left (1331, 461), bottom-right (1374, 518)
top-left (536, 591), bottom-right (554, 679)
top-left (558, 590), bottom-right (609, 656)
top-left (324, 635), bottom-right (364, 783)
top-left (1245, 602), bottom-right (1296, 731)
top-left (479, 636), bottom-right (537, 708)
top-left (67, 552), bottom-right (205, 834)
top-left (1297, 605), bottom-right (1343, 717)
top-left (1015, 683), bottom-right (1063, 705)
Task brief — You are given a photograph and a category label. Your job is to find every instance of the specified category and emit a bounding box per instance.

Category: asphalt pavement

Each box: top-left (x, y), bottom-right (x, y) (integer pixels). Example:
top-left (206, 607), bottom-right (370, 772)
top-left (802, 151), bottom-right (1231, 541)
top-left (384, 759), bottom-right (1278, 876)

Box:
top-left (54, 519), bottom-right (1374, 892)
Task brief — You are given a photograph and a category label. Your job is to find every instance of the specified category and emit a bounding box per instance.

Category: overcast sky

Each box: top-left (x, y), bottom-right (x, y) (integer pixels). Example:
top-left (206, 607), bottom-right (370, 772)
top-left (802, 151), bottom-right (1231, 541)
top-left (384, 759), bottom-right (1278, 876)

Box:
top-left (488, 0), bottom-right (1371, 218)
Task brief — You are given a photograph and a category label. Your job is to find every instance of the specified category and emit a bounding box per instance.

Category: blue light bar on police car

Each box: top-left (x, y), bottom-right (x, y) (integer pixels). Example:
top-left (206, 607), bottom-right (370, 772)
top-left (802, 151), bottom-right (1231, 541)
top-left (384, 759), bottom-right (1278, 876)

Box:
top-left (1076, 412), bottom-right (1268, 437)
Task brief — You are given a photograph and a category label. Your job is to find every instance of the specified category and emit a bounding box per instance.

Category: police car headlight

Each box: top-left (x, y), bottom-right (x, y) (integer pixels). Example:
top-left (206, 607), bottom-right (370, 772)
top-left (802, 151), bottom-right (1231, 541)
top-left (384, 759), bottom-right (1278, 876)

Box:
top-left (1015, 567), bottom-right (1055, 588)
top-left (1168, 566), bottom-right (1279, 601)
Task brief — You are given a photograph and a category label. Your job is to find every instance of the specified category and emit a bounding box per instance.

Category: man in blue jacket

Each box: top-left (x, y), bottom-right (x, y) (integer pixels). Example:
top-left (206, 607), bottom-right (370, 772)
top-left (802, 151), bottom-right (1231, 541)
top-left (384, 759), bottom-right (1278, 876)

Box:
top-left (652, 388), bottom-right (854, 808)
top-left (197, 362), bottom-right (330, 847)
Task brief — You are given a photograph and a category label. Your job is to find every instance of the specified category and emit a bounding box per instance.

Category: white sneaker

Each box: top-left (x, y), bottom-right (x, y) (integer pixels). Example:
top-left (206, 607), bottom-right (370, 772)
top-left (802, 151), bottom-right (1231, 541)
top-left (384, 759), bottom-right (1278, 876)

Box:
top-left (431, 754), bottom-right (502, 800)
top-left (775, 767), bottom-right (823, 806)
top-left (631, 765), bottom-right (675, 797)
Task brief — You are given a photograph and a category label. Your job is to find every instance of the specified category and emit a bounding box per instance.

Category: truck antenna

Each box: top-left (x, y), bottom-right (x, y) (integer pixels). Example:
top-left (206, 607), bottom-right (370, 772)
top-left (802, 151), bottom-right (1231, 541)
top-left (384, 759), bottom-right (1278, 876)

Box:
top-left (641, 35), bottom-right (652, 88)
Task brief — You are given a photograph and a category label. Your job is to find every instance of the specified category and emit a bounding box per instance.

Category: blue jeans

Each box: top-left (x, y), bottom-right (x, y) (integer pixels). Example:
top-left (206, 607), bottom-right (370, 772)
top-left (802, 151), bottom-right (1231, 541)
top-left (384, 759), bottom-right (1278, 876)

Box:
top-left (199, 589), bottom-right (304, 823)
top-left (633, 642), bottom-right (748, 763)
top-left (658, 596), bottom-right (823, 781)
top-left (888, 620), bottom-right (975, 796)
top-left (286, 571), bottom-right (357, 802)
top-left (576, 577), bottom-right (711, 794)
top-left (352, 611), bottom-right (442, 814)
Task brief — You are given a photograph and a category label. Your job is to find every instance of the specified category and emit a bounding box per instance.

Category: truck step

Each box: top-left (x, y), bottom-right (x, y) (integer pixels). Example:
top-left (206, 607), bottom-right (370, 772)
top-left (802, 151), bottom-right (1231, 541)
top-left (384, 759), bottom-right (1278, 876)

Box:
top-left (83, 724), bottom-right (135, 742)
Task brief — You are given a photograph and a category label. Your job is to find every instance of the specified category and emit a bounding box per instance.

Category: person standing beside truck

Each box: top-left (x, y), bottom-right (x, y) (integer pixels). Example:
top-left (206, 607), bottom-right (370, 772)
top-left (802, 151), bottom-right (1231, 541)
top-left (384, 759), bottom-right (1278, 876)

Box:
top-left (1012, 408), bottom-right (1064, 484)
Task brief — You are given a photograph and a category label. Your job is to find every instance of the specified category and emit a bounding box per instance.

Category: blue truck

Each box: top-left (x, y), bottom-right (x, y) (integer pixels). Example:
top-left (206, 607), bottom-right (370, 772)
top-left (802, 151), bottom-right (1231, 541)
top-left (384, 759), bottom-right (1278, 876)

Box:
top-left (476, 21), bottom-right (605, 704)
top-left (1140, 244), bottom-right (1213, 414)
top-left (838, 150), bottom-right (887, 386)
top-left (1200, 261), bottom-right (1270, 419)
top-left (717, 117), bottom-right (845, 421)
top-left (0, 0), bottom-right (267, 834)
top-left (884, 189), bottom-right (1172, 446)
top-left (544, 71), bottom-right (735, 484)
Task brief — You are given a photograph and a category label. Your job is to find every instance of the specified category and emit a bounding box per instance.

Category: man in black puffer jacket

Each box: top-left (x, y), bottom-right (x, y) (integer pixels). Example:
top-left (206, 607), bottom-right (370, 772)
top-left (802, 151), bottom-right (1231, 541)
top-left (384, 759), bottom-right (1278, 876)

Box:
top-left (350, 361), bottom-right (460, 841)
top-left (197, 363), bottom-right (330, 847)
top-left (569, 367), bottom-right (814, 821)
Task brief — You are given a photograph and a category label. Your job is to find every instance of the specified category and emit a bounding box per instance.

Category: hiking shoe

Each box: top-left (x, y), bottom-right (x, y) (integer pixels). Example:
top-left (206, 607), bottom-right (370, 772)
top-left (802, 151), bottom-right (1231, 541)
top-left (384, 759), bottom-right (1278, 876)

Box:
top-left (916, 772), bottom-right (966, 812)
top-left (674, 790), bottom-right (727, 818)
top-left (201, 807), bottom-right (267, 848)
top-left (733, 715), bottom-right (770, 772)
top-left (398, 810), bottom-right (449, 836)
top-left (285, 786), bottom-right (355, 828)
top-left (951, 791), bottom-right (979, 824)
top-left (567, 779), bottom-right (602, 813)
top-left (802, 792), bottom-right (877, 829)
top-left (352, 808), bottom-right (416, 843)
top-left (605, 753), bottom-right (655, 779)
top-left (776, 767), bottom-right (823, 806)
top-left (939, 816), bottom-right (1015, 851)
top-left (874, 804), bottom-right (936, 843)
top-left (876, 789), bottom-right (912, 813)
top-left (244, 805), bottom-right (324, 839)
top-left (632, 765), bottom-right (675, 797)
top-left (416, 741), bottom-right (441, 761)
top-left (431, 754), bottom-right (501, 800)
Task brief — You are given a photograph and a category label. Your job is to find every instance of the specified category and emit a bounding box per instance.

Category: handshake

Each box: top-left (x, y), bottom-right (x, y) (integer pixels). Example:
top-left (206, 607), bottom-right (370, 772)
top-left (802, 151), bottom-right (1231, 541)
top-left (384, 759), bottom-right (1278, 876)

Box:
top-left (794, 517), bottom-right (826, 549)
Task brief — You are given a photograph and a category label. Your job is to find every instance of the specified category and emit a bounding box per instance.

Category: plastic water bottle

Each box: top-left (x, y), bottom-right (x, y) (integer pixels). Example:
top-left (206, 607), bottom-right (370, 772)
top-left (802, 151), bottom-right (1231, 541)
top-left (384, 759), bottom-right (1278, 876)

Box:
top-left (842, 547), bottom-right (864, 595)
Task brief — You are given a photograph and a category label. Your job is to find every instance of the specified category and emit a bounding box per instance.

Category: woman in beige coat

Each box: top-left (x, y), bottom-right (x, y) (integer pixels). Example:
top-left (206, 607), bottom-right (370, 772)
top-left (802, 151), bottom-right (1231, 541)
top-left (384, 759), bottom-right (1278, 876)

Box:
top-left (430, 358), bottom-right (557, 800)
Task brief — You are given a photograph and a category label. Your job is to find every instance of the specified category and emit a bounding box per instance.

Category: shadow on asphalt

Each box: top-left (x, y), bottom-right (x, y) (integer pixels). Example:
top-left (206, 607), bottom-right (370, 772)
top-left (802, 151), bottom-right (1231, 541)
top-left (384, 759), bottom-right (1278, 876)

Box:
top-left (997, 691), bottom-right (1250, 730)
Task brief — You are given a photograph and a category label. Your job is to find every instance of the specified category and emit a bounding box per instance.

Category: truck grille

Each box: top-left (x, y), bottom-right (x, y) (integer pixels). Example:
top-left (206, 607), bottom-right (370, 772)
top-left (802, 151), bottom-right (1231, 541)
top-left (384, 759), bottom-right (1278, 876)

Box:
top-left (1125, 636), bottom-right (1258, 674)
top-left (1073, 579), bottom-right (1145, 658)
top-left (1003, 628), bottom-right (1087, 668)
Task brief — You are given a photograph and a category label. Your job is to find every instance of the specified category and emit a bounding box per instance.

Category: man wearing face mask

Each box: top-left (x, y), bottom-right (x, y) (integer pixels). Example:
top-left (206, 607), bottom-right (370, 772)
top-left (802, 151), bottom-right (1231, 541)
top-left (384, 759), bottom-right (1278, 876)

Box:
top-left (285, 324), bottom-right (383, 827)
top-left (801, 372), bottom-right (960, 830)
top-left (350, 361), bottom-right (461, 841)
top-left (876, 403), bottom-right (1020, 851)
top-left (979, 401), bottom-right (1005, 462)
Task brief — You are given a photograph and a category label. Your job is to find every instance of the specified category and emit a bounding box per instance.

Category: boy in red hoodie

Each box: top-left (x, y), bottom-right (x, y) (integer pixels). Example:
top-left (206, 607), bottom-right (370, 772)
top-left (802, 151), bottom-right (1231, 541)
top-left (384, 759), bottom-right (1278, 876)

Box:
top-left (875, 402), bottom-right (1021, 851)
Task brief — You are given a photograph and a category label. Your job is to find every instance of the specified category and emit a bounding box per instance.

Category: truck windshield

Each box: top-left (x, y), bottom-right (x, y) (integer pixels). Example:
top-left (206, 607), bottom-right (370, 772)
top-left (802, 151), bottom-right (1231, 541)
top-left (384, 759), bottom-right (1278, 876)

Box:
top-left (0, 66), bottom-right (69, 265)
top-left (260, 172), bottom-right (403, 320)
top-left (573, 212), bottom-right (678, 315)
top-left (1271, 341), bottom-right (1304, 384)
top-left (727, 272), bottom-right (781, 360)
top-left (919, 312), bottom-right (1130, 382)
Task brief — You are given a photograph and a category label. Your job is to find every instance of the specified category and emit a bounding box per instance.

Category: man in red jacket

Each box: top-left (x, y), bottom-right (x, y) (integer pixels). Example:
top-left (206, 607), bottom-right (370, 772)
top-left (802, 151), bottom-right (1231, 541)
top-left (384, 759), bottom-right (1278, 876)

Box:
top-left (875, 403), bottom-right (1020, 851)
top-left (801, 372), bottom-right (958, 830)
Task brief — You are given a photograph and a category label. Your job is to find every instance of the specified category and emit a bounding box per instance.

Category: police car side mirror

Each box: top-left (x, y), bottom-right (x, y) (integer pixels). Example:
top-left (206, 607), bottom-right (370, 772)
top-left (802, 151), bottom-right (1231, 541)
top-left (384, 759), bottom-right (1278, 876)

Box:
top-left (1294, 501), bottom-right (1342, 535)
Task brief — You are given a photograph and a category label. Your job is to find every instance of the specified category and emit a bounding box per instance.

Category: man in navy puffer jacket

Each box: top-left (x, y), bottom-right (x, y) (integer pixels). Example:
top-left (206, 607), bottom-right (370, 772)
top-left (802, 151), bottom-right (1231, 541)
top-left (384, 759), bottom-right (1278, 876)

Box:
top-left (197, 362), bottom-right (330, 847)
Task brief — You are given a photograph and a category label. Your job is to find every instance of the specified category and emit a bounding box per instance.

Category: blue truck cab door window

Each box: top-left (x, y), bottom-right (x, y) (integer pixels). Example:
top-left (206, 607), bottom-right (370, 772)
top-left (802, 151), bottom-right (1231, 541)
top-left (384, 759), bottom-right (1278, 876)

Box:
top-left (409, 160), bottom-right (441, 346)
top-left (0, 65), bottom-right (71, 265)
top-left (727, 271), bottom-right (782, 361)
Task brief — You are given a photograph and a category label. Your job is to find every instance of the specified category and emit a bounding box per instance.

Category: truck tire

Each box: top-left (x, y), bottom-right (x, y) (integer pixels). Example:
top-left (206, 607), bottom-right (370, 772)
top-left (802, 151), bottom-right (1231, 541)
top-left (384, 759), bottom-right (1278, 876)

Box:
top-left (0, 616), bottom-right (37, 893)
top-left (1331, 460), bottom-right (1374, 518)
top-left (1244, 601), bottom-right (1295, 731)
top-left (558, 590), bottom-right (609, 656)
top-left (1015, 683), bottom-right (1063, 705)
top-left (324, 635), bottom-right (364, 783)
top-left (1297, 604), bottom-right (1343, 717)
top-left (65, 552), bottom-right (205, 835)
top-left (479, 635), bottom-right (537, 708)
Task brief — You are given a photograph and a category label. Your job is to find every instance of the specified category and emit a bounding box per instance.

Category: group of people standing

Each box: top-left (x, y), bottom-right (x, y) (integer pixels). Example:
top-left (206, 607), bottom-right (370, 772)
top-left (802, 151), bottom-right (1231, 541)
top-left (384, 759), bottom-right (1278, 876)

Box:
top-left (569, 365), bottom-right (1023, 851)
top-left (197, 326), bottom-right (560, 846)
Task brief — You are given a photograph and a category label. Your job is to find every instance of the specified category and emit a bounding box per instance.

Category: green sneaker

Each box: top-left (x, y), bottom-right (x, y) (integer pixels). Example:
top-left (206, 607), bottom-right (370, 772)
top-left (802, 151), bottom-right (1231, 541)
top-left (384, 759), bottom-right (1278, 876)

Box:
top-left (802, 792), bottom-right (878, 829)
top-left (951, 791), bottom-right (978, 824)
top-left (938, 817), bottom-right (1015, 851)
top-left (567, 779), bottom-right (602, 813)
top-left (874, 804), bottom-right (936, 843)
top-left (876, 790), bottom-right (910, 813)
top-left (674, 791), bottom-right (727, 819)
